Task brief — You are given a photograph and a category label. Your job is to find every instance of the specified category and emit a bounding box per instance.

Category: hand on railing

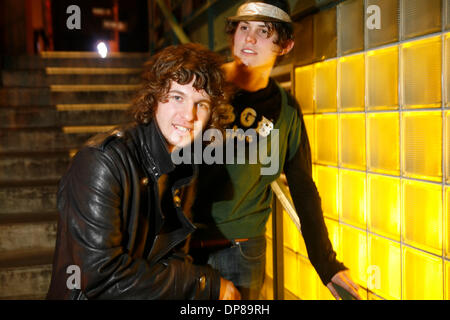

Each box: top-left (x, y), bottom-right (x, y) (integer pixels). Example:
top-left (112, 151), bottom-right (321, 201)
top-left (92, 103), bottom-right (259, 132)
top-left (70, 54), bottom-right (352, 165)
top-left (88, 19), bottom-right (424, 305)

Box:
top-left (326, 270), bottom-right (363, 300)
top-left (219, 277), bottom-right (241, 300)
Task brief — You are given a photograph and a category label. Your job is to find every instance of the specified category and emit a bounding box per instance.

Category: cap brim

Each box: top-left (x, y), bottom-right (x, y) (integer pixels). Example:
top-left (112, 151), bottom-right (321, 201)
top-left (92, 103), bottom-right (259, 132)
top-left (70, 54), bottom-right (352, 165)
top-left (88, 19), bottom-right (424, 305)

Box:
top-left (227, 15), bottom-right (290, 24)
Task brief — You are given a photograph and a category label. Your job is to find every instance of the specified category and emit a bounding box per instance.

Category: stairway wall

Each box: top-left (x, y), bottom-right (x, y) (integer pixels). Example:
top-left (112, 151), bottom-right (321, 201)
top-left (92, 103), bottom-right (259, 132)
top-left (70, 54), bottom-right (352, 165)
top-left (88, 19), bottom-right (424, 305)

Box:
top-left (0, 51), bottom-right (147, 299)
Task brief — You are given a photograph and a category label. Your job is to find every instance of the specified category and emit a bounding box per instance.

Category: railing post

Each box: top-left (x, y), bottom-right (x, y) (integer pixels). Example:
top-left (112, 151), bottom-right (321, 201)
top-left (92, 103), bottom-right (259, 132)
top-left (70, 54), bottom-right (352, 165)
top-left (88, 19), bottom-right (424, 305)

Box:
top-left (155, 0), bottom-right (190, 44)
top-left (271, 196), bottom-right (284, 300)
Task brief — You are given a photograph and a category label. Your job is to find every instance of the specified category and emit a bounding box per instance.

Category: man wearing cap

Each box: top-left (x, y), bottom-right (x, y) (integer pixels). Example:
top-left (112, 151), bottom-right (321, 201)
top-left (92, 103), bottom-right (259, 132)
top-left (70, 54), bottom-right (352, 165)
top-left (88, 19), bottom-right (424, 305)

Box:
top-left (191, 0), bottom-right (362, 300)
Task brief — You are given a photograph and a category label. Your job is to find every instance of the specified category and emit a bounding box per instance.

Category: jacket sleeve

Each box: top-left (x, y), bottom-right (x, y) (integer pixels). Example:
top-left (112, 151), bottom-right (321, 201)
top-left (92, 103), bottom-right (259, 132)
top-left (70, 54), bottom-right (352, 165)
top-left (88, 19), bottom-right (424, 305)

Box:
top-left (59, 147), bottom-right (221, 299)
top-left (283, 98), bottom-right (347, 286)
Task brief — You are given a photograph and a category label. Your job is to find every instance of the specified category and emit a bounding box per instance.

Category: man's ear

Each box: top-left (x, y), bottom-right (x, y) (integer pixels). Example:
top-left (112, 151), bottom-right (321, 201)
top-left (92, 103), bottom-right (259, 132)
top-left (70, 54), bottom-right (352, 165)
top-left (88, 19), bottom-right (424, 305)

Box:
top-left (279, 40), bottom-right (294, 56)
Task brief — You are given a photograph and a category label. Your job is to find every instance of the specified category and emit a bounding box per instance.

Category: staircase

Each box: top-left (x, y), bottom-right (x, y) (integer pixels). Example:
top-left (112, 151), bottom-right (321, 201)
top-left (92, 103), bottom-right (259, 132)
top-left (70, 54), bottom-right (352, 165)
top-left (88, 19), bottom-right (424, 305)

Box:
top-left (0, 51), bottom-right (148, 299)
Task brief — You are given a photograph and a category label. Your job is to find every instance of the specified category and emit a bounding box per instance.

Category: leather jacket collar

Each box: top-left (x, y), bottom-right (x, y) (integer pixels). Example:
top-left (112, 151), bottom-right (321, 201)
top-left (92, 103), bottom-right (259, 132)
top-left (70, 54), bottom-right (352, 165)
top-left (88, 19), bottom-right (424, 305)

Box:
top-left (138, 120), bottom-right (175, 179)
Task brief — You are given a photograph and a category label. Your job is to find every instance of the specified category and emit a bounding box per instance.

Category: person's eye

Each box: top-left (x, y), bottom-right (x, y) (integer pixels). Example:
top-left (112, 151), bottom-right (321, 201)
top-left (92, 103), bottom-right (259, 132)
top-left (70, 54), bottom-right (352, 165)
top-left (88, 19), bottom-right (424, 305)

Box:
top-left (240, 25), bottom-right (248, 31)
top-left (197, 102), bottom-right (210, 110)
top-left (258, 28), bottom-right (269, 37)
top-left (171, 95), bottom-right (183, 102)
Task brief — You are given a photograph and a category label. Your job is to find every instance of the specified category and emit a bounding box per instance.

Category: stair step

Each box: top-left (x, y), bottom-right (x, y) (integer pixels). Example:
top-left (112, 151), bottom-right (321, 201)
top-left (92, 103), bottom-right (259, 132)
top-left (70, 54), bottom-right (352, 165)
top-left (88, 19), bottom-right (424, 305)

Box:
top-left (0, 182), bottom-right (59, 214)
top-left (40, 51), bottom-right (148, 60)
top-left (2, 52), bottom-right (149, 69)
top-left (0, 152), bottom-right (70, 182)
top-left (0, 105), bottom-right (131, 129)
top-left (0, 249), bottom-right (53, 299)
top-left (1, 294), bottom-right (46, 300)
top-left (1, 69), bottom-right (142, 87)
top-left (0, 128), bottom-right (103, 152)
top-left (0, 87), bottom-right (137, 106)
top-left (0, 51), bottom-right (145, 301)
top-left (0, 213), bottom-right (57, 252)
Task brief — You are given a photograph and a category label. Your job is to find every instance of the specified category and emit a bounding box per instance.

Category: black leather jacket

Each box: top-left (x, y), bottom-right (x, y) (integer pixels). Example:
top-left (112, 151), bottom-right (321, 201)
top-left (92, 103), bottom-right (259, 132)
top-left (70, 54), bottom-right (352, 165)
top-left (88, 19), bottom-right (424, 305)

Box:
top-left (46, 120), bottom-right (221, 299)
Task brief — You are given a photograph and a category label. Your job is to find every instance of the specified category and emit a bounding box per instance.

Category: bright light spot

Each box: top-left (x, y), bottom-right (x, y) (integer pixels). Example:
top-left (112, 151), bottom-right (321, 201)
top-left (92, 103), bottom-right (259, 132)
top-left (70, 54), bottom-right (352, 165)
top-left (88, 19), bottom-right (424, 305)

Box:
top-left (97, 42), bottom-right (108, 58)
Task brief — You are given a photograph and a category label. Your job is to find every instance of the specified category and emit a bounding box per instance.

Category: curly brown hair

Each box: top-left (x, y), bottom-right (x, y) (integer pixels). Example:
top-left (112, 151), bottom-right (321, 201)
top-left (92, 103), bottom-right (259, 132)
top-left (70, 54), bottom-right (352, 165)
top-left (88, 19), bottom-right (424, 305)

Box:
top-left (129, 43), bottom-right (231, 132)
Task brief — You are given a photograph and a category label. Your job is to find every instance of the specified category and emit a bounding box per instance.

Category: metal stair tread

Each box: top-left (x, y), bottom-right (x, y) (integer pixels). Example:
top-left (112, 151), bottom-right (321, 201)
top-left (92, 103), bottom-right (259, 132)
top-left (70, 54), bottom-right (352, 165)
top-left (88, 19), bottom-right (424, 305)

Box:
top-left (0, 248), bottom-right (54, 269)
top-left (3, 67), bottom-right (142, 74)
top-left (1, 85), bottom-right (139, 92)
top-left (0, 212), bottom-right (58, 225)
top-left (2, 54), bottom-right (149, 70)
top-left (1, 294), bottom-right (47, 300)
top-left (0, 150), bottom-right (73, 158)
top-left (0, 147), bottom-right (80, 156)
top-left (0, 179), bottom-right (60, 188)
top-left (40, 51), bottom-right (149, 58)
top-left (0, 125), bottom-right (112, 131)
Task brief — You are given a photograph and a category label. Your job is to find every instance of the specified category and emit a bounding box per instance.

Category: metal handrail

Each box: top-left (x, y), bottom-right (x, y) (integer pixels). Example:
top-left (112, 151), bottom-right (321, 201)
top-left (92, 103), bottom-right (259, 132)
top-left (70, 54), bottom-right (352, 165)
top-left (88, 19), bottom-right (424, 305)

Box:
top-left (271, 178), bottom-right (301, 300)
top-left (270, 177), bottom-right (301, 300)
top-left (270, 178), bottom-right (301, 232)
top-left (270, 177), bottom-right (302, 300)
top-left (270, 178), bottom-right (354, 300)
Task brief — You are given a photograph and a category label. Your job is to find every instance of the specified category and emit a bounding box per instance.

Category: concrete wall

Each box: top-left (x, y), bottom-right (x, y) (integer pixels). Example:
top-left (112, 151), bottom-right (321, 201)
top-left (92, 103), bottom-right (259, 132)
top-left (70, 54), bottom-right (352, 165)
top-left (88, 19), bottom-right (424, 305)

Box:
top-left (0, 0), bottom-right (28, 55)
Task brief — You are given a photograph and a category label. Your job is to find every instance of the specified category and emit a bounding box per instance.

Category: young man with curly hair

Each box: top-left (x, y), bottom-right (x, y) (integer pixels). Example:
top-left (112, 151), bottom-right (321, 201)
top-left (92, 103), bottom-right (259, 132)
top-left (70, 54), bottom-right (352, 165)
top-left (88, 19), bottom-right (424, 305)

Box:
top-left (191, 1), bottom-right (362, 300)
top-left (47, 43), bottom-right (240, 300)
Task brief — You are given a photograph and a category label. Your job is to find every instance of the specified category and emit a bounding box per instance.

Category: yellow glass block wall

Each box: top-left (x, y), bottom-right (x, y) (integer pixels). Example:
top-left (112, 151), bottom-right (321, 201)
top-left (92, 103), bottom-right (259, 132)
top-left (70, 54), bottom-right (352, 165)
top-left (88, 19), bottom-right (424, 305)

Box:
top-left (282, 3), bottom-right (450, 300)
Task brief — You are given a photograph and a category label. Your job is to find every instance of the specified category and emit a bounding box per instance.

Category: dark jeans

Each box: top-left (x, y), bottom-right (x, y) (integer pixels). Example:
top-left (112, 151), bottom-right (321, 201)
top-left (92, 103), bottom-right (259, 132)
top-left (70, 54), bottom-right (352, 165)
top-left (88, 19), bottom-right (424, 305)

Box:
top-left (206, 236), bottom-right (266, 300)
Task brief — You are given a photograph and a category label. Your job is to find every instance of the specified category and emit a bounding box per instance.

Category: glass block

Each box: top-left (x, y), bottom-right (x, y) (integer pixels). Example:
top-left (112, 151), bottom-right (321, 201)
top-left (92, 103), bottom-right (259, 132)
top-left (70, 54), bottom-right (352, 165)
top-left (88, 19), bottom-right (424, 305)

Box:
top-left (316, 165), bottom-right (338, 219)
top-left (402, 246), bottom-right (444, 300)
top-left (447, 0), bottom-right (450, 30)
top-left (315, 114), bottom-right (338, 166)
top-left (312, 164), bottom-right (317, 183)
top-left (284, 247), bottom-right (300, 297)
top-left (283, 210), bottom-right (300, 253)
top-left (368, 234), bottom-right (401, 300)
top-left (446, 260), bottom-right (450, 300)
top-left (266, 212), bottom-right (272, 240)
top-left (446, 34), bottom-right (450, 108)
top-left (368, 292), bottom-right (384, 300)
top-left (317, 280), bottom-right (335, 300)
top-left (266, 237), bottom-right (273, 278)
top-left (315, 59), bottom-right (337, 113)
top-left (366, 0), bottom-right (399, 49)
top-left (337, 0), bottom-right (364, 55)
top-left (401, 0), bottom-right (441, 40)
top-left (340, 224), bottom-right (367, 286)
top-left (338, 54), bottom-right (365, 111)
top-left (298, 231), bottom-right (308, 258)
top-left (402, 111), bottom-right (442, 182)
top-left (446, 186), bottom-right (449, 258)
top-left (368, 174), bottom-right (401, 241)
top-left (366, 46), bottom-right (399, 110)
top-left (314, 7), bottom-right (337, 61)
top-left (340, 113), bottom-right (366, 170)
top-left (303, 115), bottom-right (315, 163)
top-left (324, 217), bottom-right (340, 260)
top-left (402, 179), bottom-right (443, 255)
top-left (293, 15), bottom-right (314, 66)
top-left (298, 256), bottom-right (319, 300)
top-left (261, 276), bottom-right (273, 300)
top-left (401, 36), bottom-right (442, 108)
top-left (367, 112), bottom-right (400, 175)
top-left (295, 66), bottom-right (314, 114)
top-left (447, 111), bottom-right (450, 183)
top-left (339, 169), bottom-right (366, 229)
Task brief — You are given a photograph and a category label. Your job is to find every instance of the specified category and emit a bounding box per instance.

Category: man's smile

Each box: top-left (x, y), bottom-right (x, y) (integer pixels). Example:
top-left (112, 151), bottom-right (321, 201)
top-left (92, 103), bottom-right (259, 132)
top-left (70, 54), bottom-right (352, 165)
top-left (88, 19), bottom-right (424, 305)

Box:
top-left (173, 123), bottom-right (193, 134)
